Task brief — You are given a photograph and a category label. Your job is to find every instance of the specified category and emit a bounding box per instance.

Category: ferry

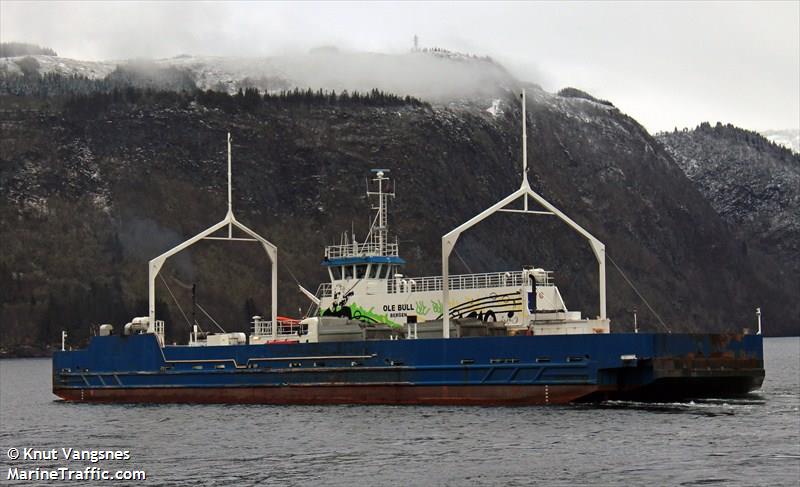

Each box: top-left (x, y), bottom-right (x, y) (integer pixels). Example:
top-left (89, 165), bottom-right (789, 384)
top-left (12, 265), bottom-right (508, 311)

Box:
top-left (52, 93), bottom-right (764, 405)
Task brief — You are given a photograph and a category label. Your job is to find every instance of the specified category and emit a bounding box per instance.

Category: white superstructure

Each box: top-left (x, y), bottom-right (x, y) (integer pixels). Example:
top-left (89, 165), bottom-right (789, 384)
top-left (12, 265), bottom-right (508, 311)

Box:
top-left (309, 162), bottom-right (609, 337)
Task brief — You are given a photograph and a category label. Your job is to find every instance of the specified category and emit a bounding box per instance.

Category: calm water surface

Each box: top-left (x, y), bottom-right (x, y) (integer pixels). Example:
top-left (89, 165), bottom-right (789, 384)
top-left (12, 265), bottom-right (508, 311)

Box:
top-left (1, 337), bottom-right (798, 486)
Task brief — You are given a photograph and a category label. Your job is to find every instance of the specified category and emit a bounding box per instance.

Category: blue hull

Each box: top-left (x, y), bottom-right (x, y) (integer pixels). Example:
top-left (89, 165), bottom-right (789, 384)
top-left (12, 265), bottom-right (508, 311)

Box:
top-left (52, 333), bottom-right (764, 405)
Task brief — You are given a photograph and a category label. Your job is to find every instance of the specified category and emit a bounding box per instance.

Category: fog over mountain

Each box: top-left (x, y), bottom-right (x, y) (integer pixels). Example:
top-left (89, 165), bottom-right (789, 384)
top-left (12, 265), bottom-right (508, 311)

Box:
top-left (2, 1), bottom-right (798, 132)
top-left (0, 48), bottom-right (516, 104)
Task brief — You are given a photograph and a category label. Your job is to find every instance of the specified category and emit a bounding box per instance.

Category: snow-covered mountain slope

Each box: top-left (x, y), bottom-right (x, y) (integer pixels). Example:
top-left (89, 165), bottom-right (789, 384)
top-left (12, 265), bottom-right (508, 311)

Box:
top-left (658, 124), bottom-right (800, 279)
top-left (1, 48), bottom-right (515, 103)
top-left (0, 54), bottom-right (115, 79)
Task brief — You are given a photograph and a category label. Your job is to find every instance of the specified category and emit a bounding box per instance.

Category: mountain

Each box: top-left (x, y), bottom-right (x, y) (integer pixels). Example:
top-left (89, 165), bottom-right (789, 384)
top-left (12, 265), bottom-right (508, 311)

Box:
top-left (658, 123), bottom-right (800, 295)
top-left (0, 42), bottom-right (57, 58)
top-left (0, 48), bottom-right (512, 103)
top-left (1, 50), bottom-right (797, 355)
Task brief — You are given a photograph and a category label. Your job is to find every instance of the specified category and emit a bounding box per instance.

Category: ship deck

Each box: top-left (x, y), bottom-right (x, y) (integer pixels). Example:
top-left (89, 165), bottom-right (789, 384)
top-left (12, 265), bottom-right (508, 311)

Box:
top-left (53, 332), bottom-right (764, 405)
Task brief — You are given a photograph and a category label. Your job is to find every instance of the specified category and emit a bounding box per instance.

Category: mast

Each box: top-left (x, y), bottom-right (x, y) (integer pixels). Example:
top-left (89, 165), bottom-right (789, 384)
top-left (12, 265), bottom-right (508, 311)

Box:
top-left (522, 90), bottom-right (528, 189)
top-left (367, 169), bottom-right (393, 255)
top-left (441, 91), bottom-right (607, 338)
top-left (227, 132), bottom-right (233, 238)
top-left (148, 132), bottom-right (279, 343)
top-left (228, 132), bottom-right (232, 216)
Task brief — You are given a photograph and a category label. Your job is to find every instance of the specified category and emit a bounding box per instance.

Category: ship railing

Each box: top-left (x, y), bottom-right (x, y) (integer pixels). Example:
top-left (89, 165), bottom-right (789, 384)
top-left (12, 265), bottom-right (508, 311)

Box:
top-left (316, 270), bottom-right (553, 298)
top-left (389, 271), bottom-right (523, 293)
top-left (154, 320), bottom-right (165, 345)
top-left (251, 317), bottom-right (306, 338)
top-left (324, 242), bottom-right (399, 259)
top-left (387, 270), bottom-right (553, 294)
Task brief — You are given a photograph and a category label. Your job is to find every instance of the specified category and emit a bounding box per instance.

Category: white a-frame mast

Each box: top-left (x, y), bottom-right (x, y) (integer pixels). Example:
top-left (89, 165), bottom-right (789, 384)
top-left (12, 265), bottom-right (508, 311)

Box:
top-left (147, 133), bottom-right (278, 343)
top-left (441, 91), bottom-right (607, 338)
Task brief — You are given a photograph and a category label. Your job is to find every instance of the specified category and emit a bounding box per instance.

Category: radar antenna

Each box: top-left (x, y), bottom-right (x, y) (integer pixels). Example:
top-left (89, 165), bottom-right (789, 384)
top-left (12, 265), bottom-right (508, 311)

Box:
top-left (365, 169), bottom-right (394, 256)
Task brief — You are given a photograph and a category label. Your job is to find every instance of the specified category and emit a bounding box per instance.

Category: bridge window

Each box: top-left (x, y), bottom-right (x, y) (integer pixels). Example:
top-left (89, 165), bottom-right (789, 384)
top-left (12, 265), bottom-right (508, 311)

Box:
top-left (330, 267), bottom-right (342, 280)
top-left (356, 264), bottom-right (367, 279)
top-left (344, 265), bottom-right (354, 280)
top-left (369, 264), bottom-right (381, 278)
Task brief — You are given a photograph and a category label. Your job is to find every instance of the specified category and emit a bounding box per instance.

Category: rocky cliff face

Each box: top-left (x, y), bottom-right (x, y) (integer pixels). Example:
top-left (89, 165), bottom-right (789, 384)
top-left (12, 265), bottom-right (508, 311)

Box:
top-left (1, 53), bottom-right (797, 353)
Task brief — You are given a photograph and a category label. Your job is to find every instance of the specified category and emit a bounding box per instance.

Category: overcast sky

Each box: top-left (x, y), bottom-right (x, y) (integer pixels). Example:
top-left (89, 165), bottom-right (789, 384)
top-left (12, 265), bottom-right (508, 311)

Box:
top-left (2, 1), bottom-right (798, 132)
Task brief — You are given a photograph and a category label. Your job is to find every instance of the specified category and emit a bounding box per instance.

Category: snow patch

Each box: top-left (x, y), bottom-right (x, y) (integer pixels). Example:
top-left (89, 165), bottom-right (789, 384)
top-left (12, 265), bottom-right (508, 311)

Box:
top-left (486, 99), bottom-right (502, 117)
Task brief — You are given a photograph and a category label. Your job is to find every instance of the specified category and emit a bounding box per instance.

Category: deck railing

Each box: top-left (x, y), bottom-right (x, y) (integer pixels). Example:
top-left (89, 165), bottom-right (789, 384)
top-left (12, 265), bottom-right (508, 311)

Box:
top-left (388, 271), bottom-right (529, 294)
top-left (315, 270), bottom-right (553, 298)
top-left (154, 320), bottom-right (165, 345)
top-left (324, 242), bottom-right (399, 259)
top-left (251, 317), bottom-right (305, 338)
